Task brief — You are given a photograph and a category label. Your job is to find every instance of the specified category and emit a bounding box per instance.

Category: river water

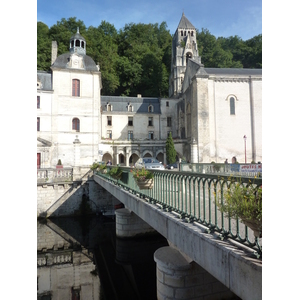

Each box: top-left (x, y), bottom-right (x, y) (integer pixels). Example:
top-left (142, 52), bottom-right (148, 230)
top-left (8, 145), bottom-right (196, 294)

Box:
top-left (37, 215), bottom-right (168, 300)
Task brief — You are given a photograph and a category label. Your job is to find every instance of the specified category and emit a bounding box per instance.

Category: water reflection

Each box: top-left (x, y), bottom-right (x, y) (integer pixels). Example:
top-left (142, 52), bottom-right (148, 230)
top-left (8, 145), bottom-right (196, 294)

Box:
top-left (37, 216), bottom-right (168, 299)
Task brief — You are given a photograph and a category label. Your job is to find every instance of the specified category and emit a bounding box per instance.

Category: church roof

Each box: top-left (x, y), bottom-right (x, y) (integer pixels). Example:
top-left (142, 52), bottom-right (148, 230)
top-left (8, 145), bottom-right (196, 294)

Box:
top-left (37, 71), bottom-right (52, 90)
top-left (204, 68), bottom-right (262, 76)
top-left (177, 13), bottom-right (196, 29)
top-left (101, 95), bottom-right (161, 114)
top-left (51, 53), bottom-right (99, 72)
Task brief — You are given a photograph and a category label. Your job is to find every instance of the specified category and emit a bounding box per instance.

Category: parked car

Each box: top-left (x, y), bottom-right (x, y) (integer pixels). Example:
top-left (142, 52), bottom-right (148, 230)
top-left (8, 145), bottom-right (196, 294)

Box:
top-left (166, 162), bottom-right (178, 169)
top-left (134, 157), bottom-right (165, 170)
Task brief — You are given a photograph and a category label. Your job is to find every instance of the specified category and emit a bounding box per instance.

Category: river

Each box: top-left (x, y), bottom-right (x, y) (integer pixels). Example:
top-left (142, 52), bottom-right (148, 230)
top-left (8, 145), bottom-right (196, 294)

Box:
top-left (37, 215), bottom-right (168, 300)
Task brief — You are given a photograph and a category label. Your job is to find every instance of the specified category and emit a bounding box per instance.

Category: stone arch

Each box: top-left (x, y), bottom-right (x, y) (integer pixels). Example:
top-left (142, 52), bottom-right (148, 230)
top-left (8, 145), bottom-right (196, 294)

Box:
top-left (186, 51), bottom-right (192, 64)
top-left (129, 153), bottom-right (139, 166)
top-left (102, 152), bottom-right (113, 163)
top-left (142, 150), bottom-right (153, 157)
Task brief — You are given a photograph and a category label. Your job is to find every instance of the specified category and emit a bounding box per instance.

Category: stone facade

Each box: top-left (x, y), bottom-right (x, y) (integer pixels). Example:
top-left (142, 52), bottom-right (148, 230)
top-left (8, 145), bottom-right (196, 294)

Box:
top-left (37, 178), bottom-right (120, 218)
top-left (37, 15), bottom-right (262, 167)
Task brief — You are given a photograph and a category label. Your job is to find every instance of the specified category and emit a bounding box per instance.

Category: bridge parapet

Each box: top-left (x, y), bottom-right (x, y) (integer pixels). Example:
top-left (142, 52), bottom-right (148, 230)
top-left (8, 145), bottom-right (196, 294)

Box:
top-left (181, 162), bottom-right (262, 178)
top-left (96, 166), bottom-right (262, 256)
top-left (93, 173), bottom-right (262, 300)
top-left (37, 168), bottom-right (73, 184)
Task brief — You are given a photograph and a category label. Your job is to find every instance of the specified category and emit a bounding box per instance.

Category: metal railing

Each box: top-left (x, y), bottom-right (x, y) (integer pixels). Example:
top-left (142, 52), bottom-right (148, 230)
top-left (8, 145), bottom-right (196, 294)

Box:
top-left (180, 163), bottom-right (262, 178)
top-left (95, 166), bottom-right (262, 258)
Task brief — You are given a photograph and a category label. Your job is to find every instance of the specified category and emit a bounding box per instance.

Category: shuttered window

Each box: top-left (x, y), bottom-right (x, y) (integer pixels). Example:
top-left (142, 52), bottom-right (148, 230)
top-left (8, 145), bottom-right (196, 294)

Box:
top-left (72, 79), bottom-right (80, 97)
top-left (72, 118), bottom-right (80, 132)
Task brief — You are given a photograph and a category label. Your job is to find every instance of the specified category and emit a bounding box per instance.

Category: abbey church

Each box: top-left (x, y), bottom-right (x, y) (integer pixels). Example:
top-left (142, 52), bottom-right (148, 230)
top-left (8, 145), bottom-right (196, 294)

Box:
top-left (37, 13), bottom-right (262, 168)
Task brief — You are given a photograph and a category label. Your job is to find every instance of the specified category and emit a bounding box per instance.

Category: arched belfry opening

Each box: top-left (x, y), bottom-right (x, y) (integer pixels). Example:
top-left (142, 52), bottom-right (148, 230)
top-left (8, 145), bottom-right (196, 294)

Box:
top-left (186, 52), bottom-right (192, 64)
top-left (69, 27), bottom-right (86, 55)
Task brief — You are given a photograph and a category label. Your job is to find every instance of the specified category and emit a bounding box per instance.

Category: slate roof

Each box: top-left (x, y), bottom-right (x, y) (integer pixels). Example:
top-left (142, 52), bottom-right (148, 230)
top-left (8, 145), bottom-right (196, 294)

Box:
top-left (178, 13), bottom-right (196, 29)
top-left (204, 68), bottom-right (262, 76)
top-left (51, 53), bottom-right (99, 72)
top-left (37, 70), bottom-right (52, 91)
top-left (101, 95), bottom-right (161, 114)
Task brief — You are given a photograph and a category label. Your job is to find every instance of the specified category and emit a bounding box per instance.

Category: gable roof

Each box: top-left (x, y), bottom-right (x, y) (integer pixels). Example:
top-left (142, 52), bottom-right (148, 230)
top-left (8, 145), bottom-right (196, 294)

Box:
top-left (177, 13), bottom-right (196, 29)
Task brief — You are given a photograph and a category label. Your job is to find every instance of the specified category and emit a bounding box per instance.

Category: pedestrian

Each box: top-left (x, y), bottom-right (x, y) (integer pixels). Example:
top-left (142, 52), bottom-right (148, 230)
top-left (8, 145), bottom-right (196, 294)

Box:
top-left (106, 160), bottom-right (112, 165)
top-left (224, 159), bottom-right (228, 164)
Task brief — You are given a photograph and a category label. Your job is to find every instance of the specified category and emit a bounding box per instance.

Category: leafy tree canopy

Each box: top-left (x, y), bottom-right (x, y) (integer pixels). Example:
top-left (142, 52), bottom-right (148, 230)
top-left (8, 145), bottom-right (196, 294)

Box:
top-left (37, 18), bottom-right (262, 96)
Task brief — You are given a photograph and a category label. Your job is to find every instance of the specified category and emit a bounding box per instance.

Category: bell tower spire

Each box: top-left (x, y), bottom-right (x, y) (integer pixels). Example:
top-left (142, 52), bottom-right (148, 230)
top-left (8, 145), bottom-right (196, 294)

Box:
top-left (169, 13), bottom-right (198, 97)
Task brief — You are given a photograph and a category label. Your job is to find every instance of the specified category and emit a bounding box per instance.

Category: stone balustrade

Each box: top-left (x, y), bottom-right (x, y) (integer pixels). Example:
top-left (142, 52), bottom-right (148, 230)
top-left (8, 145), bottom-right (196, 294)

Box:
top-left (37, 168), bottom-right (73, 184)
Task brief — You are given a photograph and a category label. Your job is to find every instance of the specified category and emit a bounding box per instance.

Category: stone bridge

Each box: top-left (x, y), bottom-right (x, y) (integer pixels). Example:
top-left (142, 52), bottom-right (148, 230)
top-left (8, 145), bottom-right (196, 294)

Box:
top-left (93, 173), bottom-right (262, 300)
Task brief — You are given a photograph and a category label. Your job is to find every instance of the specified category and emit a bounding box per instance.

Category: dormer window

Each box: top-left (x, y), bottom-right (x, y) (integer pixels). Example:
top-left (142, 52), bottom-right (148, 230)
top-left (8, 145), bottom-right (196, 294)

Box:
top-left (148, 105), bottom-right (153, 113)
top-left (107, 103), bottom-right (112, 111)
top-left (128, 103), bottom-right (133, 112)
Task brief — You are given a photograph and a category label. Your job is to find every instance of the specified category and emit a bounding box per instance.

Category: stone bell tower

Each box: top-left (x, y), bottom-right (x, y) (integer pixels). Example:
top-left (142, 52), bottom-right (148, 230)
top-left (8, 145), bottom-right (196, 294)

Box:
top-left (169, 13), bottom-right (198, 97)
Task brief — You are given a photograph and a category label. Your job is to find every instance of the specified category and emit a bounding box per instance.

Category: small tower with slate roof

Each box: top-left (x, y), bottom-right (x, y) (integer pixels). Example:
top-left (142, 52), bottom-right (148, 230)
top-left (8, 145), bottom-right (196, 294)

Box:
top-left (69, 27), bottom-right (86, 55)
top-left (169, 13), bottom-right (199, 97)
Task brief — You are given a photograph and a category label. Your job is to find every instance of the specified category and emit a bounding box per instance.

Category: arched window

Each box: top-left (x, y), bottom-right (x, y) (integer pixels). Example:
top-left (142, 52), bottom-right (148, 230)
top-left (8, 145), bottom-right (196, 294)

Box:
top-left (75, 39), bottom-right (80, 47)
top-left (230, 97), bottom-right (235, 115)
top-left (72, 118), bottom-right (80, 132)
top-left (72, 79), bottom-right (80, 97)
top-left (107, 103), bottom-right (112, 111)
top-left (148, 105), bottom-right (153, 113)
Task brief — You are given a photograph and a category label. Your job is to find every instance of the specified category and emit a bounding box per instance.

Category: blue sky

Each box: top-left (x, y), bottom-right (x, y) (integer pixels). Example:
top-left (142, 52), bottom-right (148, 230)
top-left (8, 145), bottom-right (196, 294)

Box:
top-left (37, 0), bottom-right (262, 40)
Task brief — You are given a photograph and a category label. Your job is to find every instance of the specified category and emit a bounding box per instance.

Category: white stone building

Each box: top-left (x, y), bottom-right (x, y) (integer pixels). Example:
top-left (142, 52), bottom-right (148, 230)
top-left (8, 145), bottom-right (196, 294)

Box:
top-left (37, 28), bottom-right (102, 168)
top-left (37, 14), bottom-right (262, 168)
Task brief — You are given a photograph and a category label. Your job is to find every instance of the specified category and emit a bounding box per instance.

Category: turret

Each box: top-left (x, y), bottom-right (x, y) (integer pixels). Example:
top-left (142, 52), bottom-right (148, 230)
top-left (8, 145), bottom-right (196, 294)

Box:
top-left (69, 27), bottom-right (86, 55)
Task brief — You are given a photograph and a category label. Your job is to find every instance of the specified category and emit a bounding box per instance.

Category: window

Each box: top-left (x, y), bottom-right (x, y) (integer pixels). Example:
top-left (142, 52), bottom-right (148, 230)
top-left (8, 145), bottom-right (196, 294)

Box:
top-left (107, 116), bottom-right (112, 126)
top-left (230, 97), bottom-right (235, 115)
top-left (37, 96), bottom-right (40, 109)
top-left (107, 130), bottom-right (112, 139)
top-left (128, 104), bottom-right (133, 112)
top-left (167, 117), bottom-right (172, 127)
top-left (128, 131), bottom-right (133, 140)
top-left (107, 104), bottom-right (112, 111)
top-left (72, 118), bottom-right (80, 132)
top-left (37, 117), bottom-right (40, 131)
top-left (181, 30), bottom-right (183, 36)
top-left (148, 131), bottom-right (154, 140)
top-left (166, 101), bottom-right (169, 107)
top-left (72, 79), bottom-right (80, 97)
top-left (128, 117), bottom-right (133, 126)
top-left (148, 117), bottom-right (153, 126)
top-left (148, 105), bottom-right (153, 113)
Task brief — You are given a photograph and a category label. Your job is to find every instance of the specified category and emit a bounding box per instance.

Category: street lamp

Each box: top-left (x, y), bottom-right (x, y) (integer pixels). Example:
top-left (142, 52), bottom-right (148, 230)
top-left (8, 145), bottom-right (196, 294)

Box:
top-left (243, 135), bottom-right (247, 163)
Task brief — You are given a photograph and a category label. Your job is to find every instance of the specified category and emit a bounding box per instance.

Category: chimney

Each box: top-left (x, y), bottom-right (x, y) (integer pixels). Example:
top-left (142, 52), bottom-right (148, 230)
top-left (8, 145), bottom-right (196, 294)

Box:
top-left (137, 94), bottom-right (142, 98)
top-left (51, 41), bottom-right (58, 65)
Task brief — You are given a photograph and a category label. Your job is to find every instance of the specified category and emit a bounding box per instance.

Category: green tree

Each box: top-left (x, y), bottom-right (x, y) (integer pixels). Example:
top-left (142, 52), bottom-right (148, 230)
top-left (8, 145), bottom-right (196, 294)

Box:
top-left (37, 22), bottom-right (51, 70)
top-left (85, 23), bottom-right (120, 95)
top-left (166, 132), bottom-right (176, 164)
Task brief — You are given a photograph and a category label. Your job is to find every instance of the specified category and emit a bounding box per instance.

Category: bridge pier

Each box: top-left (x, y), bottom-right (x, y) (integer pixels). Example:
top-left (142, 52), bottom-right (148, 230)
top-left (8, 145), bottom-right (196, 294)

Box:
top-left (154, 246), bottom-right (239, 300)
top-left (115, 208), bottom-right (157, 238)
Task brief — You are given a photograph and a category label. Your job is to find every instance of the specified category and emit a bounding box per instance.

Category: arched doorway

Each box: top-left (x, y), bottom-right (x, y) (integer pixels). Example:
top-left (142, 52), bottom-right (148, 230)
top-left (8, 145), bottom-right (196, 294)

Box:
top-left (156, 152), bottom-right (164, 163)
top-left (103, 153), bottom-right (113, 163)
top-left (119, 153), bottom-right (125, 165)
top-left (129, 153), bottom-right (139, 166)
